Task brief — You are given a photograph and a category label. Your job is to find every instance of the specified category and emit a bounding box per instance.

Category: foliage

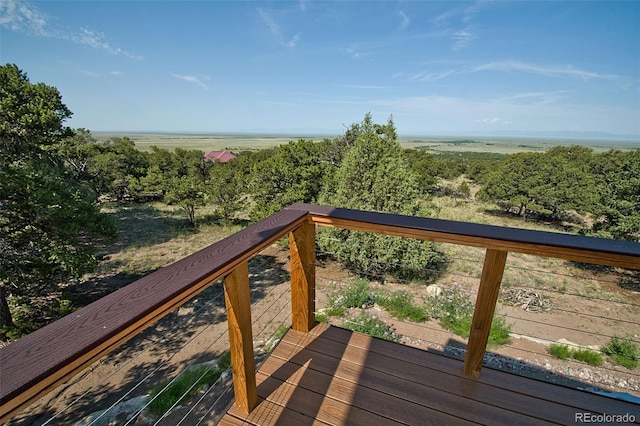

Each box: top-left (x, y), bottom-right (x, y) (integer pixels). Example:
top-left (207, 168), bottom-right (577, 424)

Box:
top-left (572, 348), bottom-right (604, 366)
top-left (427, 285), bottom-right (511, 347)
top-left (90, 137), bottom-right (150, 201)
top-left (375, 290), bottom-right (429, 322)
top-left (324, 279), bottom-right (429, 324)
top-left (264, 324), bottom-right (290, 353)
top-left (325, 278), bottom-right (374, 317)
top-left (208, 160), bottom-right (246, 223)
top-left (588, 150), bottom-right (640, 241)
top-left (147, 352), bottom-right (231, 416)
top-left (249, 139), bottom-right (334, 221)
top-left (0, 64), bottom-right (116, 330)
top-left (548, 343), bottom-right (572, 360)
top-left (343, 311), bottom-right (397, 341)
top-left (0, 64), bottom-right (73, 159)
top-left (479, 147), bottom-right (597, 220)
top-left (319, 114), bottom-right (447, 281)
top-left (601, 336), bottom-right (640, 369)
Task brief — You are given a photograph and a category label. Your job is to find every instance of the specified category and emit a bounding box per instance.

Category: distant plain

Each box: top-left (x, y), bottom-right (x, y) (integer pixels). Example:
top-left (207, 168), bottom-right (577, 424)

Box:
top-left (93, 132), bottom-right (639, 154)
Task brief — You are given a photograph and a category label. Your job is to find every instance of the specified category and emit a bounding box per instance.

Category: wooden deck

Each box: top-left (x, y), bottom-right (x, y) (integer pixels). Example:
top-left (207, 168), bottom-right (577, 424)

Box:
top-left (220, 323), bottom-right (640, 425)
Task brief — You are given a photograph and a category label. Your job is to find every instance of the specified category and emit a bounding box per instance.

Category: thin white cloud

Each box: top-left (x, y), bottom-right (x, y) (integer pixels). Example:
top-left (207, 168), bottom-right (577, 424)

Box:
top-left (258, 7), bottom-right (300, 48)
top-left (299, 0), bottom-right (309, 12)
top-left (410, 61), bottom-right (621, 84)
top-left (451, 30), bottom-right (476, 50)
top-left (258, 8), bottom-right (281, 39)
top-left (170, 73), bottom-right (210, 90)
top-left (344, 45), bottom-right (373, 60)
top-left (398, 10), bottom-right (410, 30)
top-left (0, 0), bottom-right (139, 58)
top-left (474, 117), bottom-right (510, 124)
top-left (288, 33), bottom-right (301, 48)
top-left (411, 69), bottom-right (459, 82)
top-left (110, 71), bottom-right (123, 76)
top-left (0, 0), bottom-right (50, 36)
top-left (432, 0), bottom-right (489, 50)
top-left (471, 60), bottom-right (620, 81)
top-left (342, 84), bottom-right (396, 90)
top-left (72, 27), bottom-right (139, 59)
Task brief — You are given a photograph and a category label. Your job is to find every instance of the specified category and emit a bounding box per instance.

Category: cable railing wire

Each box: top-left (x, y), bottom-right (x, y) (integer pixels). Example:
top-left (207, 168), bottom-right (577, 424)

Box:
top-left (42, 282), bottom-right (227, 424)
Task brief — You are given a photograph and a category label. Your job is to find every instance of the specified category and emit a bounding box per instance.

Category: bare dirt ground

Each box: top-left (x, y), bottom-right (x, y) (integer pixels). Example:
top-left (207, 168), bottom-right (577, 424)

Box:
top-left (7, 244), bottom-right (640, 425)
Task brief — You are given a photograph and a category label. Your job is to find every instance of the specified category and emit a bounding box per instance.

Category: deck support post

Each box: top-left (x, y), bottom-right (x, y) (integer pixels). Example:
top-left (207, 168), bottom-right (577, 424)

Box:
top-left (290, 220), bottom-right (316, 332)
top-left (464, 249), bottom-right (508, 379)
top-left (224, 260), bottom-right (257, 413)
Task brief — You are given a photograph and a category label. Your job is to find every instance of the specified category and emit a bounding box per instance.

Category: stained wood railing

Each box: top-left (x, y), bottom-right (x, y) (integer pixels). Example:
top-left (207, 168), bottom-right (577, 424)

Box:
top-left (1, 204), bottom-right (639, 421)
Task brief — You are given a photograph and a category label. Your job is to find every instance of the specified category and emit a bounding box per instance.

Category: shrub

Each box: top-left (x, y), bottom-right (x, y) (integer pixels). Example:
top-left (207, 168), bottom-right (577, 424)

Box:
top-left (376, 290), bottom-right (429, 322)
top-left (147, 352), bottom-right (231, 416)
top-left (343, 311), bottom-right (397, 342)
top-left (325, 278), bottom-right (374, 317)
top-left (428, 285), bottom-right (511, 347)
top-left (549, 343), bottom-right (572, 360)
top-left (318, 114), bottom-right (448, 282)
top-left (602, 336), bottom-right (640, 369)
top-left (572, 348), bottom-right (604, 366)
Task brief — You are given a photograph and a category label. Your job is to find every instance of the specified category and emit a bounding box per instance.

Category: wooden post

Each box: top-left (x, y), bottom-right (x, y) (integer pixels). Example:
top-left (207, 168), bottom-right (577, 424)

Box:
top-left (224, 260), bottom-right (257, 413)
top-left (464, 249), bottom-right (508, 379)
top-left (290, 221), bottom-right (316, 332)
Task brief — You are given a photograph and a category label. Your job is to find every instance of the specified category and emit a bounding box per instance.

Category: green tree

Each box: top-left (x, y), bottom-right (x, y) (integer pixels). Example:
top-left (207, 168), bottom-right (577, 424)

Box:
top-left (0, 64), bottom-right (116, 331)
top-left (479, 147), bottom-right (596, 220)
top-left (249, 139), bottom-right (333, 221)
top-left (589, 150), bottom-right (640, 241)
top-left (318, 114), bottom-right (446, 280)
top-left (208, 160), bottom-right (246, 224)
top-left (90, 137), bottom-right (149, 201)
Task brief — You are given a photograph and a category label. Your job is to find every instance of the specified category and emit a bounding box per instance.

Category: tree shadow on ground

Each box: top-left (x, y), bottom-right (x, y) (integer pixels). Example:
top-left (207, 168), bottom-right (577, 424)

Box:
top-left (9, 252), bottom-right (291, 425)
top-left (101, 202), bottom-right (197, 255)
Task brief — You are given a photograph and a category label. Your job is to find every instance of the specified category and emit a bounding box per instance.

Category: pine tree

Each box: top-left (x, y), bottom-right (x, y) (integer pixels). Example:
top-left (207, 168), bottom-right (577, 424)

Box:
top-left (318, 114), bottom-right (446, 281)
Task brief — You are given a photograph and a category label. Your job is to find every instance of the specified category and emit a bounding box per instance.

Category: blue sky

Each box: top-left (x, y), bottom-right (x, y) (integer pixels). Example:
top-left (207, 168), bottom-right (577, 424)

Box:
top-left (1, 0), bottom-right (639, 137)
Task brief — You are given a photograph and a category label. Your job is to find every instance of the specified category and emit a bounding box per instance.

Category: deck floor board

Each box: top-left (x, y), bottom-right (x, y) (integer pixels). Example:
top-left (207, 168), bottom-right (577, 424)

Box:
top-left (219, 324), bottom-right (640, 425)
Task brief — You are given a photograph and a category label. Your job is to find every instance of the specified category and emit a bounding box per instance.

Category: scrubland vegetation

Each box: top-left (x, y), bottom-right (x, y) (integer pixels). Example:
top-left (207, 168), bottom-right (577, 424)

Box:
top-left (1, 63), bottom-right (639, 353)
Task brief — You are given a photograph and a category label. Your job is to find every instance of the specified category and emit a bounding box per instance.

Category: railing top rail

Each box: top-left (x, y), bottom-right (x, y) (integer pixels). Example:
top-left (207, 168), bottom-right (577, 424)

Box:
top-left (0, 208), bottom-right (307, 420)
top-left (287, 203), bottom-right (640, 269)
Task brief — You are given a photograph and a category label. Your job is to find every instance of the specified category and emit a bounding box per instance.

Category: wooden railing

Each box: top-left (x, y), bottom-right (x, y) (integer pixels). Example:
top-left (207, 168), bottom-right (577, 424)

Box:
top-left (1, 204), bottom-right (639, 421)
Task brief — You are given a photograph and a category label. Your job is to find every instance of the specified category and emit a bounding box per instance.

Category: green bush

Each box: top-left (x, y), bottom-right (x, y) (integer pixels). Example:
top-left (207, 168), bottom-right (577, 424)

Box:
top-left (376, 290), bottom-right (429, 322)
top-left (325, 278), bottom-right (374, 317)
top-left (428, 285), bottom-right (511, 348)
top-left (147, 352), bottom-right (231, 416)
top-left (324, 280), bottom-right (429, 323)
top-left (549, 343), bottom-right (572, 360)
top-left (343, 311), bottom-right (397, 342)
top-left (602, 336), bottom-right (639, 369)
top-left (572, 348), bottom-right (604, 366)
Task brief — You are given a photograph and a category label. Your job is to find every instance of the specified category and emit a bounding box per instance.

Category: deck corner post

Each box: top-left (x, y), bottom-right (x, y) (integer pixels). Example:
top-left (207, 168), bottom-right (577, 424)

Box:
top-left (290, 220), bottom-right (316, 332)
top-left (223, 260), bottom-right (257, 413)
top-left (464, 249), bottom-right (508, 379)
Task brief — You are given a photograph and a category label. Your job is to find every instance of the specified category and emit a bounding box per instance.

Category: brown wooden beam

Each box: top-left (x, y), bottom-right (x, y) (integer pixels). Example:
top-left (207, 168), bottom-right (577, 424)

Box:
top-left (224, 261), bottom-right (257, 413)
top-left (464, 249), bottom-right (508, 379)
top-left (290, 221), bottom-right (316, 332)
top-left (286, 204), bottom-right (640, 270)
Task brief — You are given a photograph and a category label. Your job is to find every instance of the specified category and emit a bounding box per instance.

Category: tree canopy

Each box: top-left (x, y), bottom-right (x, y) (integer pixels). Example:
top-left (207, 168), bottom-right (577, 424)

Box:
top-left (0, 64), bottom-right (116, 331)
top-left (318, 114), bottom-right (447, 280)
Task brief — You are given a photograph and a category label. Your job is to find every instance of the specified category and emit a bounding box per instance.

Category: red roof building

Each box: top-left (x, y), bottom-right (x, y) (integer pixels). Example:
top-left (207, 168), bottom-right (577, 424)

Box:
top-left (204, 150), bottom-right (236, 163)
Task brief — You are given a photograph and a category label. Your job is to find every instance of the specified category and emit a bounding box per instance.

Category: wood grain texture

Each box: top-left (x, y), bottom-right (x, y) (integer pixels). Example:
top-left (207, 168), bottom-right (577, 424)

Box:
top-left (464, 249), bottom-right (508, 379)
top-left (290, 221), bottom-right (316, 332)
top-left (286, 203), bottom-right (640, 269)
top-left (224, 261), bottom-right (257, 413)
top-left (221, 324), bottom-right (640, 425)
top-left (0, 208), bottom-right (307, 421)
